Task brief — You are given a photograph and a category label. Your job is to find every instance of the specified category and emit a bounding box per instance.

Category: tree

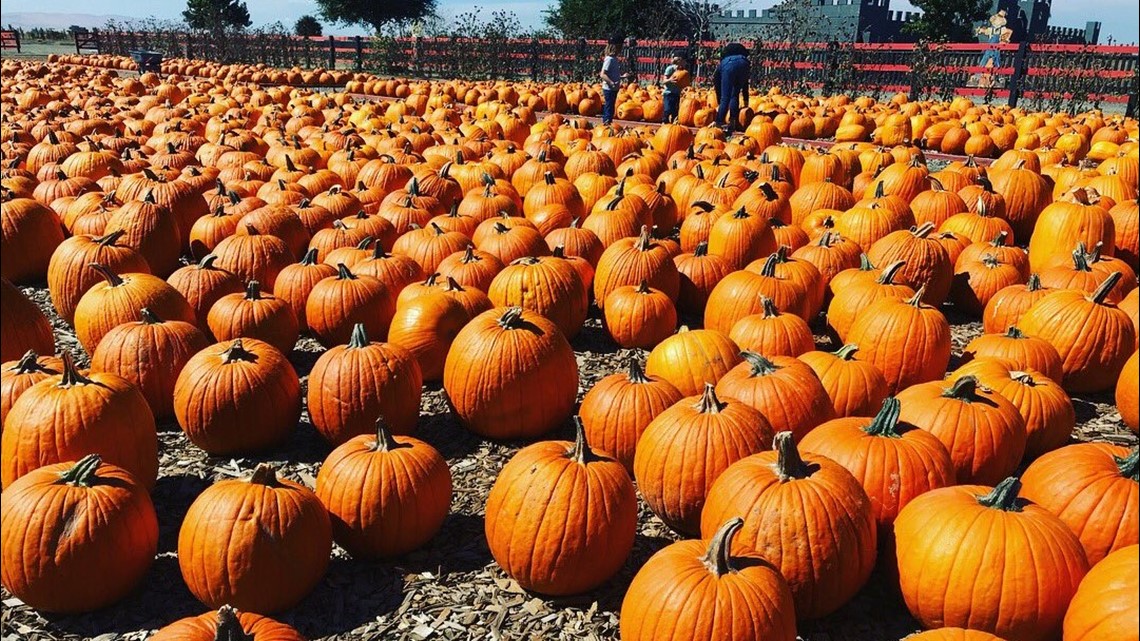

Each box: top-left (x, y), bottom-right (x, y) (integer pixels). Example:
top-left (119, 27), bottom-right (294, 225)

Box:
top-left (182, 0), bottom-right (252, 31)
top-left (313, 0), bottom-right (435, 33)
top-left (544, 0), bottom-right (686, 40)
top-left (294, 15), bottom-right (323, 37)
top-left (904, 0), bottom-right (992, 42)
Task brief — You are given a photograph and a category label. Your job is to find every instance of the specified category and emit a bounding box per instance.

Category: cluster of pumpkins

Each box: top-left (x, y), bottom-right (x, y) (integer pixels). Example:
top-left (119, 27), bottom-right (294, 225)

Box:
top-left (40, 52), bottom-right (1140, 158)
top-left (1, 57), bottom-right (1138, 641)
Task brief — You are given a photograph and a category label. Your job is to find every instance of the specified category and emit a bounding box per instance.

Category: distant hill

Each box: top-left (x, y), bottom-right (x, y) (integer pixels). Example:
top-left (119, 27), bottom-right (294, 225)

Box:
top-left (0, 12), bottom-right (148, 31)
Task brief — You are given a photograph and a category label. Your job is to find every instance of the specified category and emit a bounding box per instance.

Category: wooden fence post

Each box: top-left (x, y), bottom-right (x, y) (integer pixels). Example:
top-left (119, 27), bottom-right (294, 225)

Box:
top-left (303, 38), bottom-right (311, 68)
top-left (530, 38), bottom-right (540, 81)
top-left (328, 35), bottom-right (336, 69)
top-left (355, 35), bottom-right (364, 70)
top-left (1127, 65), bottom-right (1138, 119)
top-left (1007, 40), bottom-right (1031, 108)
top-left (576, 37), bottom-right (587, 81)
top-left (74, 30), bottom-right (81, 54)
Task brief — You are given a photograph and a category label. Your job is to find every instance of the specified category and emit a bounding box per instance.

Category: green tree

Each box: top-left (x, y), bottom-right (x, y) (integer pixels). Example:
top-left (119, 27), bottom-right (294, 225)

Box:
top-left (313, 0), bottom-right (435, 33)
top-left (544, 0), bottom-right (686, 39)
top-left (182, 0), bottom-right (252, 31)
top-left (904, 0), bottom-right (992, 42)
top-left (294, 15), bottom-right (323, 37)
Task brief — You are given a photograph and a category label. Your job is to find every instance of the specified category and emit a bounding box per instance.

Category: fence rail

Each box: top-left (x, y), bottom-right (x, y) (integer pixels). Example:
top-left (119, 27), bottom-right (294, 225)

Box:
top-left (77, 30), bottom-right (1139, 115)
top-left (1, 30), bottom-right (20, 53)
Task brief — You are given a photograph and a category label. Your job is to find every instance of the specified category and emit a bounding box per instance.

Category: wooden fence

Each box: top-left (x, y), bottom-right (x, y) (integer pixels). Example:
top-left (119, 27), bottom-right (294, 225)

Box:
top-left (1, 30), bottom-right (20, 53)
top-left (78, 30), bottom-right (1139, 115)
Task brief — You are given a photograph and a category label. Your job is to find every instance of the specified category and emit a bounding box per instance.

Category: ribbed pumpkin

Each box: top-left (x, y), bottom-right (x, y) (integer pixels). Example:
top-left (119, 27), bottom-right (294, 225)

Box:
top-left (747, 245), bottom-right (825, 319)
top-left (173, 339), bottom-right (301, 455)
top-left (983, 274), bottom-right (1051, 334)
top-left (707, 205), bottom-right (778, 270)
top-left (990, 159), bottom-right (1052, 240)
top-left (73, 264), bottom-right (196, 355)
top-left (443, 307), bottom-right (578, 440)
top-left (207, 280), bottom-right (299, 354)
top-left (592, 225), bottom-right (679, 310)
top-left (1039, 244), bottom-right (1131, 303)
top-left (799, 343), bottom-right (890, 418)
top-left (716, 351), bottom-right (835, 441)
top-left (489, 255), bottom-right (588, 339)
top-left (388, 281), bottom-right (479, 382)
top-left (1107, 196), bottom-right (1139, 269)
top-left (903, 629), bottom-right (1007, 641)
top-left (673, 241), bottom-right (734, 317)
top-left (800, 397), bottom-right (955, 540)
top-left (897, 375), bottom-right (1027, 485)
top-left (90, 308), bottom-right (210, 419)
top-left (894, 477), bottom-right (1089, 641)
top-left (0, 455), bottom-right (158, 613)
top-left (867, 222), bottom-right (953, 304)
top-left (847, 286), bottom-right (951, 392)
top-left (269, 248), bottom-right (336, 333)
top-left (911, 177), bottom-right (968, 229)
top-left (633, 383), bottom-right (773, 535)
top-left (619, 517), bottom-right (797, 641)
top-left (728, 295), bottom-right (815, 356)
top-left (473, 218), bottom-right (548, 265)
top-left (392, 222), bottom-right (472, 274)
top-left (644, 327), bottom-right (742, 397)
top-left (1019, 272), bottom-right (1136, 393)
top-left (791, 231), bottom-right (863, 293)
top-left (149, 606), bottom-right (306, 641)
top-left (578, 355), bottom-right (683, 472)
top-left (939, 196), bottom-right (1014, 246)
top-left (47, 230), bottom-right (150, 324)
top-left (951, 252), bottom-right (1028, 315)
top-left (544, 218), bottom-right (604, 266)
top-left (102, 192), bottom-right (181, 277)
top-left (178, 464), bottom-right (332, 613)
top-left (316, 417), bottom-right (450, 558)
top-left (1119, 350), bottom-right (1139, 434)
top-left (1, 195), bottom-right (67, 284)
top-left (1, 353), bottom-right (158, 489)
top-left (1028, 187), bottom-right (1116, 273)
top-left (1062, 544), bottom-right (1139, 641)
top-left (603, 280), bottom-right (677, 349)
top-left (0, 351), bottom-right (62, 430)
top-left (436, 244), bottom-right (504, 292)
top-left (168, 254), bottom-right (244, 331)
top-left (961, 326), bottom-right (1065, 383)
top-left (700, 432), bottom-right (877, 619)
top-left (484, 419), bottom-right (637, 595)
top-left (826, 260), bottom-right (915, 341)
top-left (1020, 443), bottom-right (1137, 565)
top-left (306, 263), bottom-right (395, 346)
top-left (307, 323), bottom-right (423, 443)
top-left (0, 278), bottom-right (55, 363)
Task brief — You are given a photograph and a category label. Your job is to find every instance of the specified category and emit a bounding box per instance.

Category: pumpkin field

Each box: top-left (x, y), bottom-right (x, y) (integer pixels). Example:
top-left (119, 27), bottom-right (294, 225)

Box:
top-left (1, 55), bottom-right (1138, 641)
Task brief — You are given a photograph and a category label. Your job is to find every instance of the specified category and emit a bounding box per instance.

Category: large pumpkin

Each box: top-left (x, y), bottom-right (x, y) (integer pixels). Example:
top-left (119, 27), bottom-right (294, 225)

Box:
top-left (73, 264), bottom-right (196, 355)
top-left (316, 417), bottom-right (451, 558)
top-left (644, 326), bottom-right (742, 396)
top-left (619, 517), bottom-right (797, 641)
top-left (592, 226), bottom-right (679, 309)
top-left (443, 307), bottom-right (577, 440)
top-left (0, 455), bottom-right (157, 613)
top-left (700, 432), bottom-right (878, 619)
top-left (0, 278), bottom-right (54, 363)
top-left (846, 286), bottom-right (952, 393)
top-left (1062, 544), bottom-right (1139, 641)
top-left (894, 477), bottom-right (1089, 641)
top-left (489, 254), bottom-right (589, 339)
top-left (149, 606), bottom-right (306, 641)
top-left (178, 464), bottom-right (332, 613)
top-left (484, 419), bottom-right (637, 595)
top-left (799, 343), bottom-right (889, 418)
top-left (715, 351), bottom-right (835, 441)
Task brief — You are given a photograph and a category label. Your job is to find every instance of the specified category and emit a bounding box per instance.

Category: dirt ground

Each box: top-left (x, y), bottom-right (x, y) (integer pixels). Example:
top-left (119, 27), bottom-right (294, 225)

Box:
top-left (2, 277), bottom-right (1135, 641)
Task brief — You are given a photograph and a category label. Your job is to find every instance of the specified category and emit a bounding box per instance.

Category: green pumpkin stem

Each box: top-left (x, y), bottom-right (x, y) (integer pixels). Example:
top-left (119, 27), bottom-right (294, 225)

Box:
top-left (694, 382), bottom-right (725, 414)
top-left (55, 454), bottom-right (103, 487)
top-left (702, 517), bottom-right (745, 577)
top-left (95, 229), bottom-right (128, 247)
top-left (1116, 448), bottom-right (1139, 481)
top-left (244, 280), bottom-right (263, 300)
top-left (833, 343), bottom-right (859, 360)
top-left (905, 284), bottom-right (928, 307)
top-left (372, 416), bottom-right (401, 452)
top-left (626, 355), bottom-right (651, 384)
top-left (58, 352), bottom-right (93, 387)
top-left (1004, 326), bottom-right (1027, 339)
top-left (759, 295), bottom-right (780, 318)
top-left (912, 221), bottom-right (936, 238)
top-left (863, 397), bottom-right (903, 438)
top-left (348, 323), bottom-right (370, 348)
top-left (221, 339), bottom-right (256, 364)
top-left (858, 253), bottom-right (876, 271)
top-left (1026, 273), bottom-right (1042, 291)
top-left (497, 306), bottom-right (525, 329)
top-left (336, 263), bottom-right (357, 280)
top-left (758, 253), bottom-right (779, 277)
top-left (248, 463), bottom-right (279, 486)
top-left (569, 416), bottom-right (598, 464)
top-left (88, 262), bottom-right (124, 287)
top-left (878, 260), bottom-right (907, 285)
top-left (1090, 272), bottom-right (1122, 305)
top-left (740, 350), bottom-right (779, 376)
top-left (774, 431), bottom-right (810, 481)
top-left (976, 477), bottom-right (1024, 512)
top-left (943, 375), bottom-right (981, 401)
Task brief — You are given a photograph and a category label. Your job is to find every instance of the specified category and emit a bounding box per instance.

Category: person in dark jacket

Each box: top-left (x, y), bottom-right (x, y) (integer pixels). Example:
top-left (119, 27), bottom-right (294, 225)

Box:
top-left (713, 42), bottom-right (750, 132)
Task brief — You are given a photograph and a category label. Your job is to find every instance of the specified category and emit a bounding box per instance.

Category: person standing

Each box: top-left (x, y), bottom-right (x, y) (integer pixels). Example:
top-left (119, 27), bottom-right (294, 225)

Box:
top-left (713, 42), bottom-right (750, 132)
top-left (600, 41), bottom-right (631, 126)
top-left (660, 54), bottom-right (689, 124)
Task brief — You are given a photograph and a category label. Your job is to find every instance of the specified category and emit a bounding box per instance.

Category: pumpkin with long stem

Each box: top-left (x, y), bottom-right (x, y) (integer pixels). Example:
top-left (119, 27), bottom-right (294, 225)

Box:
top-left (46, 229), bottom-right (150, 324)
top-left (716, 351), bottom-right (835, 441)
top-left (74, 263), bottom-right (196, 355)
top-left (846, 284), bottom-right (951, 392)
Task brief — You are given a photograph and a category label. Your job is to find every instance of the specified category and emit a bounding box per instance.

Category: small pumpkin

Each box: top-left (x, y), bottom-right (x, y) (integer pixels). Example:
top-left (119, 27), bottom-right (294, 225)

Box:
top-left (306, 263), bottom-right (395, 346)
top-left (207, 280), bottom-right (299, 354)
top-left (644, 326), bottom-right (742, 397)
top-left (603, 280), bottom-right (677, 349)
top-left (715, 351), bottom-right (835, 441)
top-left (73, 264), bottom-right (196, 355)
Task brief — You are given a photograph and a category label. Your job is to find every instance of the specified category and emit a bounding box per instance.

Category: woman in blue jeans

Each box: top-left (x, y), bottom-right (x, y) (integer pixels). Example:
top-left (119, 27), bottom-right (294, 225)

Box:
top-left (713, 42), bottom-right (750, 132)
top-left (599, 42), bottom-right (632, 125)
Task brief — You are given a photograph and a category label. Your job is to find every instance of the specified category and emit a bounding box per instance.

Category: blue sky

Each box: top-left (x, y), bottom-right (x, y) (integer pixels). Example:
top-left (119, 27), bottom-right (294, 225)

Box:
top-left (2, 0), bottom-right (1137, 43)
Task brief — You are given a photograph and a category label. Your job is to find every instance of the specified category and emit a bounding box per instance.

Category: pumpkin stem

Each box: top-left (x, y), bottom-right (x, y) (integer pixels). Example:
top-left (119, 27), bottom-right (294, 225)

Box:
top-left (95, 229), bottom-right (128, 247)
top-left (912, 222), bottom-right (935, 238)
top-left (774, 431), bottom-right (810, 481)
top-left (740, 350), bottom-right (779, 376)
top-left (1004, 326), bottom-right (1026, 339)
top-left (139, 308), bottom-right (162, 324)
top-left (634, 226), bottom-right (652, 251)
top-left (758, 182), bottom-right (778, 201)
top-left (942, 375), bottom-right (981, 401)
top-left (758, 253), bottom-right (779, 277)
top-left (248, 463), bottom-right (280, 487)
top-left (832, 343), bottom-right (859, 360)
top-left (221, 339), bottom-right (256, 364)
top-left (878, 260), bottom-right (907, 285)
top-left (693, 241), bottom-right (710, 257)
top-left (336, 263), bottom-right (357, 280)
top-left (12, 350), bottom-right (47, 374)
top-left (88, 262), bottom-right (124, 287)
top-left (371, 416), bottom-right (402, 452)
top-left (1115, 448), bottom-right (1139, 481)
top-left (497, 306), bottom-right (526, 329)
top-left (990, 231), bottom-right (1008, 247)
top-left (1090, 272), bottom-right (1122, 305)
top-left (212, 605), bottom-right (252, 641)
top-left (863, 397), bottom-right (903, 438)
top-left (858, 253), bottom-right (876, 271)
top-left (244, 223), bottom-right (261, 236)
top-left (905, 284), bottom-right (927, 307)
top-left (54, 454), bottom-right (103, 487)
top-left (625, 354), bottom-right (651, 384)
top-left (568, 416), bottom-right (599, 464)
top-left (694, 382), bottom-right (725, 414)
top-left (1026, 273), bottom-right (1042, 291)
top-left (244, 280), bottom-right (263, 300)
top-left (976, 477), bottom-right (1024, 512)
top-left (759, 295), bottom-right (780, 318)
top-left (701, 517), bottom-right (745, 577)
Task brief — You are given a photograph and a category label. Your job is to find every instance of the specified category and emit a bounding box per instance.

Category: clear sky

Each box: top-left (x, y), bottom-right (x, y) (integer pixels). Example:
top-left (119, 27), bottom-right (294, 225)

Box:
top-left (2, 0), bottom-right (1137, 44)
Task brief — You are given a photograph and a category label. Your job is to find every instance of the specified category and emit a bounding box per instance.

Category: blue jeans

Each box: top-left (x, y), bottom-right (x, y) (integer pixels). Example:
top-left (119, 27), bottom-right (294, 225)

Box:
top-left (980, 48), bottom-right (1001, 68)
top-left (602, 88), bottom-right (618, 124)
top-left (715, 56), bottom-right (749, 130)
top-left (662, 92), bottom-right (680, 123)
